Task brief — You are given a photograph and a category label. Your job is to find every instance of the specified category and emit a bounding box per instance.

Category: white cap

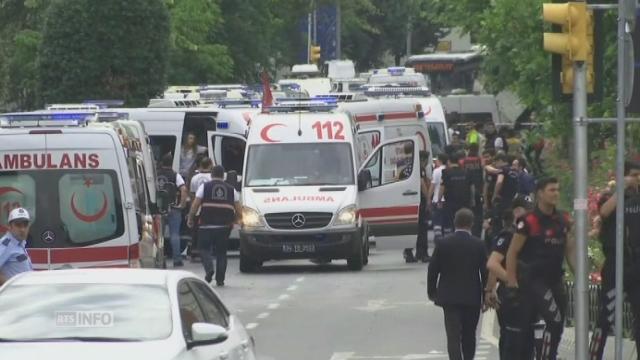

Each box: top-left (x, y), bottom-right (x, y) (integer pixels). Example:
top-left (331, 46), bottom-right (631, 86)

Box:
top-left (8, 208), bottom-right (30, 223)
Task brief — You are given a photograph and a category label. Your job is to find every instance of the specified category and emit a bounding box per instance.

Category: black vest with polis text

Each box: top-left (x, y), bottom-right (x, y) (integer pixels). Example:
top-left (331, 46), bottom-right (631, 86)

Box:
top-left (199, 180), bottom-right (235, 226)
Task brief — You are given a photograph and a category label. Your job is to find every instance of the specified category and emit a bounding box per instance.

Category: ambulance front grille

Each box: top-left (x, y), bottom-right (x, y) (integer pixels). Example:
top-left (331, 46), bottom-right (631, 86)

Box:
top-left (264, 212), bottom-right (333, 230)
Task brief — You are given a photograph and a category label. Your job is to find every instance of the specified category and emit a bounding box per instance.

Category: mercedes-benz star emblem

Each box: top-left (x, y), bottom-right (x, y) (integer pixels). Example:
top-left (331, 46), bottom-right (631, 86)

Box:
top-left (41, 230), bottom-right (56, 244)
top-left (291, 213), bottom-right (306, 228)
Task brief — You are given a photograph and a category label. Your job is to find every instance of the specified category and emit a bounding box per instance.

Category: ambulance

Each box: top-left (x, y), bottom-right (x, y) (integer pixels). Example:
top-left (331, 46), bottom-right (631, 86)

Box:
top-left (232, 100), bottom-right (423, 272)
top-left (363, 86), bottom-right (450, 156)
top-left (0, 111), bottom-right (158, 269)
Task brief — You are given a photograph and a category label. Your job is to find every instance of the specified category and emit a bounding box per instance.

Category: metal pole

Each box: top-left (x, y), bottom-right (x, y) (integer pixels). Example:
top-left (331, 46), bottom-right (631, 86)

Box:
top-left (313, 1), bottom-right (317, 44)
top-left (406, 22), bottom-right (412, 58)
top-left (307, 12), bottom-right (312, 63)
top-left (614, 0), bottom-right (627, 357)
top-left (573, 59), bottom-right (590, 360)
top-left (336, 0), bottom-right (341, 59)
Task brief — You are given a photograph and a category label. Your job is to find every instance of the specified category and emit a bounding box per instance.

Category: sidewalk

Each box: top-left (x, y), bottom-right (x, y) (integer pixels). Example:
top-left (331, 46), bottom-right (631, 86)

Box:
top-left (558, 327), bottom-right (636, 360)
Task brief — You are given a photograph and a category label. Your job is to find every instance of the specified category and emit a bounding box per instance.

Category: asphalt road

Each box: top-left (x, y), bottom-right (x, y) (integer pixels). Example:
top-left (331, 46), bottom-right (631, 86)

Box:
top-left (181, 237), bottom-right (501, 360)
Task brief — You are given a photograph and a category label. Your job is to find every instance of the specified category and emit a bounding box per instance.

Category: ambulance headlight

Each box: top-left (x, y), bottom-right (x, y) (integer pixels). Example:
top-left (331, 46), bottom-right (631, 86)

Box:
top-left (335, 205), bottom-right (357, 226)
top-left (242, 207), bottom-right (264, 228)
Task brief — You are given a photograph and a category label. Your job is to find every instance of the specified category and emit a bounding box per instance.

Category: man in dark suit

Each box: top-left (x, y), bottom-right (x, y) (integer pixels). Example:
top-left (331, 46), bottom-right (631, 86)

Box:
top-left (428, 208), bottom-right (488, 360)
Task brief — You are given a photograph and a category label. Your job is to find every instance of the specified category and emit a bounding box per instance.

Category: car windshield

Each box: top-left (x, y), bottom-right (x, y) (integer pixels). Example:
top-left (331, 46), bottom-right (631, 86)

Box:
top-left (0, 283), bottom-right (172, 341)
top-left (427, 122), bottom-right (447, 156)
top-left (0, 170), bottom-right (124, 248)
top-left (245, 143), bottom-right (354, 187)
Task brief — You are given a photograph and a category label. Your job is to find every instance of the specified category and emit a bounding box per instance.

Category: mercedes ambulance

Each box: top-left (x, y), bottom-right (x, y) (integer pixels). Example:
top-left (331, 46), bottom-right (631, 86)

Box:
top-left (0, 111), bottom-right (154, 269)
top-left (232, 101), bottom-right (423, 272)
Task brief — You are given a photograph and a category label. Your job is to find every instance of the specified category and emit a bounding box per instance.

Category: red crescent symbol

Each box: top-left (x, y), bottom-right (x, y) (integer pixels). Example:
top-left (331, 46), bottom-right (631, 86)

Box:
top-left (0, 187), bottom-right (23, 197)
top-left (71, 192), bottom-right (109, 223)
top-left (424, 106), bottom-right (432, 117)
top-left (260, 123), bottom-right (285, 143)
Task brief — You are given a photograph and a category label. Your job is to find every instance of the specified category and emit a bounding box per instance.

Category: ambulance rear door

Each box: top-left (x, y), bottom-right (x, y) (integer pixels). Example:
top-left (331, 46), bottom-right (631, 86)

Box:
top-left (357, 136), bottom-right (421, 237)
top-left (207, 131), bottom-right (246, 184)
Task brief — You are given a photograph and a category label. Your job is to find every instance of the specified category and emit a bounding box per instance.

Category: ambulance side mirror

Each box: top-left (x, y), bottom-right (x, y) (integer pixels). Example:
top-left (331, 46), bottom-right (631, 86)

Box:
top-left (358, 169), bottom-right (372, 192)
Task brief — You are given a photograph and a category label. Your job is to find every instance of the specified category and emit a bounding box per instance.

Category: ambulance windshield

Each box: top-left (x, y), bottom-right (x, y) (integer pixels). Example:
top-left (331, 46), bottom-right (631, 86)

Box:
top-left (0, 170), bottom-right (124, 247)
top-left (245, 143), bottom-right (354, 187)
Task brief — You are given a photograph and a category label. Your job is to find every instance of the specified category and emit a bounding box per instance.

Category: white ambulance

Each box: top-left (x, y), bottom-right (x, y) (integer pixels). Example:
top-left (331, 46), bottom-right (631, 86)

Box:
top-left (363, 86), bottom-right (450, 156)
top-left (0, 111), bottom-right (153, 269)
top-left (231, 101), bottom-right (423, 272)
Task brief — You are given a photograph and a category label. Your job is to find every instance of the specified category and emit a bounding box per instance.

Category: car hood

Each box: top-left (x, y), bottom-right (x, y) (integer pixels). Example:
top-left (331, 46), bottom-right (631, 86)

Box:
top-left (0, 341), bottom-right (180, 360)
top-left (244, 185), bottom-right (356, 214)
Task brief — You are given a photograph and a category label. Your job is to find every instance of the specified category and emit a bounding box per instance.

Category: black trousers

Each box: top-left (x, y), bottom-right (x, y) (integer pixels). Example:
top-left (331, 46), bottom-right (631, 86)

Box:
top-left (511, 277), bottom-right (566, 360)
top-left (198, 227), bottom-right (231, 283)
top-left (443, 203), bottom-right (465, 235)
top-left (415, 197), bottom-right (429, 258)
top-left (497, 285), bottom-right (535, 360)
top-left (443, 304), bottom-right (481, 360)
top-left (589, 260), bottom-right (640, 359)
top-left (471, 195), bottom-right (483, 238)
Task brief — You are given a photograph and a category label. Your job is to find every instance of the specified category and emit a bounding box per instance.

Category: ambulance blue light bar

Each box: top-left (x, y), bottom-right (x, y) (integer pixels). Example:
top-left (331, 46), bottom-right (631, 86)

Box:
top-left (0, 111), bottom-right (97, 127)
top-left (268, 99), bottom-right (337, 113)
top-left (96, 112), bottom-right (129, 122)
top-left (387, 67), bottom-right (406, 76)
top-left (364, 86), bottom-right (431, 97)
top-left (217, 121), bottom-right (229, 129)
top-left (83, 100), bottom-right (125, 108)
top-left (215, 99), bottom-right (261, 108)
top-left (276, 97), bottom-right (338, 105)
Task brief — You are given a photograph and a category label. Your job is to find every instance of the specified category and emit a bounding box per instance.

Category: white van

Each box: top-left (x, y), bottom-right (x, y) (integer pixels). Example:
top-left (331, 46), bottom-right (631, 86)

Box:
top-left (231, 101), bottom-right (423, 272)
top-left (363, 87), bottom-right (450, 156)
top-left (0, 111), bottom-right (150, 269)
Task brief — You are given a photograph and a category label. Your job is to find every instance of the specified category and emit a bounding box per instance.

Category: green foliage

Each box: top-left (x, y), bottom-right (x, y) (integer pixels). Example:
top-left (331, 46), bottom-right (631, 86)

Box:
top-left (38, 0), bottom-right (170, 106)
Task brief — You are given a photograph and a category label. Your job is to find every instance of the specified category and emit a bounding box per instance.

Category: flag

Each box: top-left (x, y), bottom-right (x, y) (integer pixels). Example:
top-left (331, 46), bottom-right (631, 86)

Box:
top-left (261, 70), bottom-right (273, 113)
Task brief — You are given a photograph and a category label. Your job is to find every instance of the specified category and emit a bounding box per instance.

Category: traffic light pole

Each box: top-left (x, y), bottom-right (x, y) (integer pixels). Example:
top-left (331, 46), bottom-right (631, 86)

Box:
top-left (614, 1), bottom-right (627, 358)
top-left (573, 59), bottom-right (590, 360)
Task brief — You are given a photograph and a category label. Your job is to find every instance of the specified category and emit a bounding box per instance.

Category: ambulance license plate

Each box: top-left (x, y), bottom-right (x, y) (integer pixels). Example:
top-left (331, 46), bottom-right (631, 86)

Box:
top-left (282, 244), bottom-right (316, 253)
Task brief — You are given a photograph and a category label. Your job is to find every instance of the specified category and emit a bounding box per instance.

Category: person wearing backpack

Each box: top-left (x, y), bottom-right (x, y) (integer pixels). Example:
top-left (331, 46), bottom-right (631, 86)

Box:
top-left (157, 153), bottom-right (188, 267)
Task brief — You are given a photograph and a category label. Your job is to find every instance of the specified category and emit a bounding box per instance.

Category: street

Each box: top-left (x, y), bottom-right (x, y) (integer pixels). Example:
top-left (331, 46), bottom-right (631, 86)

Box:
top-left (182, 237), bottom-right (500, 360)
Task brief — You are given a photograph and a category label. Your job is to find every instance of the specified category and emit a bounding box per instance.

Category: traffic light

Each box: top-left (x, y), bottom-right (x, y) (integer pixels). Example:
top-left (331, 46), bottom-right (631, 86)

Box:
top-left (310, 45), bottom-right (321, 64)
top-left (543, 2), bottom-right (596, 96)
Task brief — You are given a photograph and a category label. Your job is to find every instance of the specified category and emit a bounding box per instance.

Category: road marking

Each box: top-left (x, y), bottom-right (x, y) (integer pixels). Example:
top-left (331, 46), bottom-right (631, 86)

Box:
top-left (287, 285), bottom-right (298, 291)
top-left (480, 310), bottom-right (499, 347)
top-left (246, 323), bottom-right (259, 330)
top-left (267, 303), bottom-right (280, 310)
top-left (257, 312), bottom-right (270, 319)
top-left (329, 352), bottom-right (355, 360)
top-left (296, 276), bottom-right (305, 282)
top-left (278, 294), bottom-right (291, 301)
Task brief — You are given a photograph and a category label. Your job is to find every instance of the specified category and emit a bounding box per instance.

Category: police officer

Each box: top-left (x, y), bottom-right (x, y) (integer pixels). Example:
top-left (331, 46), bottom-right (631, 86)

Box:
top-left (187, 165), bottom-right (240, 286)
top-left (405, 150), bottom-right (432, 263)
top-left (485, 198), bottom-right (533, 359)
top-left (491, 153), bottom-right (519, 238)
top-left (157, 153), bottom-right (188, 267)
top-left (0, 208), bottom-right (34, 285)
top-left (505, 177), bottom-right (576, 360)
top-left (589, 161), bottom-right (640, 359)
top-left (461, 143), bottom-right (484, 237)
top-left (439, 150), bottom-right (475, 236)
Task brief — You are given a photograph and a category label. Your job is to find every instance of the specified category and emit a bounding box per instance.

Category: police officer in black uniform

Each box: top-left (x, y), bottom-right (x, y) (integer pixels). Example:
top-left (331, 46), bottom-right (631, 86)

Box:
top-left (461, 143), bottom-right (484, 237)
top-left (485, 197), bottom-right (533, 359)
top-left (589, 161), bottom-right (640, 359)
top-left (505, 177), bottom-right (576, 360)
top-left (187, 165), bottom-right (240, 286)
top-left (491, 153), bottom-right (519, 238)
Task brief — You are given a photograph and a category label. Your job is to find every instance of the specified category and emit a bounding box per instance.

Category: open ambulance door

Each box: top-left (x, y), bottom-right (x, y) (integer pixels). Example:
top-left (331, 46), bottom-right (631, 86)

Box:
top-left (206, 131), bottom-right (246, 190)
top-left (357, 136), bottom-right (421, 237)
top-left (355, 127), bottom-right (384, 167)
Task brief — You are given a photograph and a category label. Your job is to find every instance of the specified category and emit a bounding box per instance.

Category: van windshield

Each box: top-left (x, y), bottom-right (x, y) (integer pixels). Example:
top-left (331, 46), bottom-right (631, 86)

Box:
top-left (427, 122), bottom-right (447, 156)
top-left (0, 170), bottom-right (124, 247)
top-left (245, 143), bottom-right (354, 187)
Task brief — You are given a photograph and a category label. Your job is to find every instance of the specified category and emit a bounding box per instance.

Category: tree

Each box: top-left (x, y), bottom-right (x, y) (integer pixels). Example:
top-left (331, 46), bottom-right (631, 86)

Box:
top-left (39, 0), bottom-right (170, 106)
top-left (166, 0), bottom-right (233, 84)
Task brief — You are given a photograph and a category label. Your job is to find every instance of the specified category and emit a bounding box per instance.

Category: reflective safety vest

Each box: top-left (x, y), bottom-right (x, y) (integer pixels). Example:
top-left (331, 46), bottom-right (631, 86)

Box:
top-left (199, 180), bottom-right (236, 227)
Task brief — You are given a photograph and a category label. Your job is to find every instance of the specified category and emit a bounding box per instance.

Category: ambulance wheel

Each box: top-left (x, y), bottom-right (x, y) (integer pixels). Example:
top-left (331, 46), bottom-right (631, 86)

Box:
top-left (240, 252), bottom-right (261, 273)
top-left (347, 239), bottom-right (364, 271)
top-left (362, 224), bottom-right (370, 266)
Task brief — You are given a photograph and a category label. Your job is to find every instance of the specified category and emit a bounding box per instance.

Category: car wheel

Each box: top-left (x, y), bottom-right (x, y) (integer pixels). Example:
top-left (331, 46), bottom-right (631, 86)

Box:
top-left (240, 251), bottom-right (261, 273)
top-left (347, 238), bottom-right (364, 271)
top-left (362, 224), bottom-right (369, 266)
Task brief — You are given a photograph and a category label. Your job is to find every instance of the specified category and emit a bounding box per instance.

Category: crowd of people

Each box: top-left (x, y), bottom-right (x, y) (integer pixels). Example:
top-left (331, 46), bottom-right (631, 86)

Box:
top-left (422, 122), bottom-right (640, 359)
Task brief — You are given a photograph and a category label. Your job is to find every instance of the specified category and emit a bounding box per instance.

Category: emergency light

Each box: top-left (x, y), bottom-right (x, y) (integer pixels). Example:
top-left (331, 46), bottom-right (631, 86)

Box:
top-left (387, 67), bottom-right (406, 76)
top-left (268, 100), bottom-right (337, 113)
top-left (0, 111), bottom-right (97, 127)
top-left (217, 121), bottom-right (230, 129)
top-left (364, 86), bottom-right (431, 98)
top-left (215, 99), bottom-right (261, 108)
top-left (83, 100), bottom-right (125, 108)
top-left (96, 112), bottom-right (129, 122)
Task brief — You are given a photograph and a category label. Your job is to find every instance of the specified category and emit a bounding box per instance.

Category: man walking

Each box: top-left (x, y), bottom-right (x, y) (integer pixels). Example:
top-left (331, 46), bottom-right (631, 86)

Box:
top-left (505, 177), bottom-right (576, 359)
top-left (429, 153), bottom-right (448, 240)
top-left (428, 208), bottom-right (487, 360)
top-left (405, 150), bottom-right (432, 263)
top-left (0, 208), bottom-right (34, 285)
top-left (589, 161), bottom-right (640, 359)
top-left (461, 143), bottom-right (484, 237)
top-left (187, 165), bottom-right (240, 286)
top-left (439, 151), bottom-right (475, 235)
top-left (157, 153), bottom-right (188, 267)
